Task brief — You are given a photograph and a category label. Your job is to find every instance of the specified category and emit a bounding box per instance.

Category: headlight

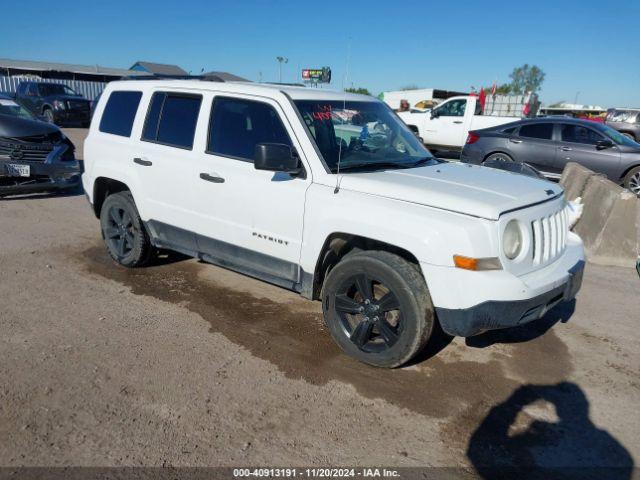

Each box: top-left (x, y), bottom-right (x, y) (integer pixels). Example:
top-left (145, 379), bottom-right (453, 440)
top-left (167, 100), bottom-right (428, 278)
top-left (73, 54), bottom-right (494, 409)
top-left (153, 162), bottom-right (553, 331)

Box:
top-left (503, 220), bottom-right (523, 260)
top-left (53, 100), bottom-right (66, 109)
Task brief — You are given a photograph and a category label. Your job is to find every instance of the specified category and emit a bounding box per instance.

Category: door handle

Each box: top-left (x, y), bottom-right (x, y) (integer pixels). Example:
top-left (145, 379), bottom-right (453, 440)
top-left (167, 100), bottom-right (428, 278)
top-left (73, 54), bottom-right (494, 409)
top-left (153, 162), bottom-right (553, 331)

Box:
top-left (561, 146), bottom-right (572, 151)
top-left (509, 138), bottom-right (523, 144)
top-left (453, 120), bottom-right (463, 124)
top-left (200, 173), bottom-right (225, 183)
top-left (133, 157), bottom-right (152, 166)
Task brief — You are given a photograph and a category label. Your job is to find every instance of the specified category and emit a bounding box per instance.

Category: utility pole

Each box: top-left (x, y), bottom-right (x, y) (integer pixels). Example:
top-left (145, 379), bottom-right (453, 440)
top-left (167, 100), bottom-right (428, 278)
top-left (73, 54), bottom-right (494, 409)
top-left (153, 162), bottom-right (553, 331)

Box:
top-left (574, 91), bottom-right (580, 106)
top-left (276, 56), bottom-right (288, 83)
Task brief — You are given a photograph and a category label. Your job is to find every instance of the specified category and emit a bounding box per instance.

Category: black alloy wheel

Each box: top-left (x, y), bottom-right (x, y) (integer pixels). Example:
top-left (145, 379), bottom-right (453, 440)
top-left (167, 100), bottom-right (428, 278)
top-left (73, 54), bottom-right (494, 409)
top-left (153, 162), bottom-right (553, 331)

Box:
top-left (322, 250), bottom-right (434, 368)
top-left (334, 272), bottom-right (403, 353)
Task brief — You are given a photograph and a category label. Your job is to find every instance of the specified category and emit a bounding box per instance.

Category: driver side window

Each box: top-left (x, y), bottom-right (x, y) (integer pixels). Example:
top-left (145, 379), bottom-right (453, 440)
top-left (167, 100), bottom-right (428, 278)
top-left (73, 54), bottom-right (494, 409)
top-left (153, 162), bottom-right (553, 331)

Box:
top-left (435, 99), bottom-right (467, 117)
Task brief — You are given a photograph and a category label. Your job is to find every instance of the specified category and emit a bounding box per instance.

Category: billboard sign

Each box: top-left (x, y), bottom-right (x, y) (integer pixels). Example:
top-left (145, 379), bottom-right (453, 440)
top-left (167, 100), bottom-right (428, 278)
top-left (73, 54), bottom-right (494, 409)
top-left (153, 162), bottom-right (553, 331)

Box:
top-left (302, 67), bottom-right (331, 84)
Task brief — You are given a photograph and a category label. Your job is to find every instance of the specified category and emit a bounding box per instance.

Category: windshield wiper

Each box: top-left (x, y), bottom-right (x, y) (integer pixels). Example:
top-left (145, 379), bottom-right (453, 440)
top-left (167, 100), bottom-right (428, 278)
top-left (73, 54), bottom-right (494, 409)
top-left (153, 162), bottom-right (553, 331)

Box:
top-left (335, 157), bottom-right (436, 172)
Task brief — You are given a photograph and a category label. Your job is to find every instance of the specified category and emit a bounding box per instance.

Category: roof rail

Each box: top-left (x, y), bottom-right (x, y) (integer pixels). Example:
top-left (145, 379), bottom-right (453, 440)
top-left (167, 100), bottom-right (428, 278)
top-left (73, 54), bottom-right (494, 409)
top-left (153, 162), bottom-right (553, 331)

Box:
top-left (119, 74), bottom-right (222, 82)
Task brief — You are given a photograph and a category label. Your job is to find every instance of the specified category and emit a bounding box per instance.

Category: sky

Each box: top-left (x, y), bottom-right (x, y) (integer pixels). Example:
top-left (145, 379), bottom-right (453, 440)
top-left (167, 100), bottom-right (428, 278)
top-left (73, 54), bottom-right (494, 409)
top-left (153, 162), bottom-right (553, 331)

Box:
top-left (2, 0), bottom-right (639, 107)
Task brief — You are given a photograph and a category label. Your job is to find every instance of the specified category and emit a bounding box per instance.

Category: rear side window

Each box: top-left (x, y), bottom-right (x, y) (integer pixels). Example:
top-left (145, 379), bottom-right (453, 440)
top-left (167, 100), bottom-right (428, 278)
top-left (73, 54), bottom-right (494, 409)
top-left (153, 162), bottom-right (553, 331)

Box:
top-left (207, 97), bottom-right (292, 162)
top-left (519, 123), bottom-right (553, 140)
top-left (142, 92), bottom-right (202, 149)
top-left (99, 91), bottom-right (142, 137)
top-left (502, 126), bottom-right (516, 134)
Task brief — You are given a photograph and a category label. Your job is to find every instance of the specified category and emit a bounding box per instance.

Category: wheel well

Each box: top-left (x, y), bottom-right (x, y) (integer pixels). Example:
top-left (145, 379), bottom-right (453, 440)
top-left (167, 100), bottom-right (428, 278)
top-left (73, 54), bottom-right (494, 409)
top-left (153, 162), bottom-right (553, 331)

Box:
top-left (620, 163), bottom-right (640, 183)
top-left (92, 177), bottom-right (130, 218)
top-left (311, 233), bottom-right (421, 300)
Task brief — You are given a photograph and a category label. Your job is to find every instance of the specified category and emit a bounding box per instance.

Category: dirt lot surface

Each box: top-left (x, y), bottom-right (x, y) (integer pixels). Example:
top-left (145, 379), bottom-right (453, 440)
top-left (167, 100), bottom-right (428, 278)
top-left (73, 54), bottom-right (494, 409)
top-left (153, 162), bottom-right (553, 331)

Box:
top-left (0, 129), bottom-right (638, 477)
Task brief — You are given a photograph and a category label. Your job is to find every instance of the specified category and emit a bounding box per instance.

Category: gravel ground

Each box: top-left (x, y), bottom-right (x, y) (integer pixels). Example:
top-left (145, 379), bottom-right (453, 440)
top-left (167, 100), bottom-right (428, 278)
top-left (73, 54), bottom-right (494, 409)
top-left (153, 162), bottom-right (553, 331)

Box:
top-left (0, 129), bottom-right (637, 477)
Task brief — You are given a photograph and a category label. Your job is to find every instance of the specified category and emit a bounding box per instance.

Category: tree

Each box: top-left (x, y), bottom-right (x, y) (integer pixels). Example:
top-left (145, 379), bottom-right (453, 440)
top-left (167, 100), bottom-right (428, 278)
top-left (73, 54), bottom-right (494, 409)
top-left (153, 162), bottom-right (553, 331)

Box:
top-left (483, 84), bottom-right (512, 95)
top-left (507, 64), bottom-right (545, 94)
top-left (345, 87), bottom-right (371, 96)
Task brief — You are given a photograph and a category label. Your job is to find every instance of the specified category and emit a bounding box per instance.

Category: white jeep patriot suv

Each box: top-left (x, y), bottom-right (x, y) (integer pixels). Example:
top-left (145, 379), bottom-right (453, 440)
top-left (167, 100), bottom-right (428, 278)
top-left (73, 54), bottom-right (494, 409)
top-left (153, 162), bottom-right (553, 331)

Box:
top-left (83, 79), bottom-right (585, 368)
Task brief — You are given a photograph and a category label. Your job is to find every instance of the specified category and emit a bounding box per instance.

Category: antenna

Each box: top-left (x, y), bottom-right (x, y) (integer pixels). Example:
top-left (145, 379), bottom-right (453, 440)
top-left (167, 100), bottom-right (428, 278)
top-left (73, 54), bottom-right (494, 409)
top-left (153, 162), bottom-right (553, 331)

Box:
top-left (334, 38), bottom-right (351, 194)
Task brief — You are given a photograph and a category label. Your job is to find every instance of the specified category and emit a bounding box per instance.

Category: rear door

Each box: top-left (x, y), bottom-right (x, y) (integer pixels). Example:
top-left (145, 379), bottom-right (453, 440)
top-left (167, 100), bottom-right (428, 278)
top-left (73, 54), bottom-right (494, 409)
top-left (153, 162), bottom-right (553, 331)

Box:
top-left (135, 90), bottom-right (204, 251)
top-left (557, 123), bottom-right (620, 178)
top-left (509, 122), bottom-right (559, 176)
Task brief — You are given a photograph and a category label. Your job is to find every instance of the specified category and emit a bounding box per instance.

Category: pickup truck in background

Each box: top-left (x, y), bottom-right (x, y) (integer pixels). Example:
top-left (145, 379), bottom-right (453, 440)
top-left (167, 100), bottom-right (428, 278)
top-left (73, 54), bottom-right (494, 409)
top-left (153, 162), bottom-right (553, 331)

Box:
top-left (15, 81), bottom-right (91, 127)
top-left (397, 94), bottom-right (537, 153)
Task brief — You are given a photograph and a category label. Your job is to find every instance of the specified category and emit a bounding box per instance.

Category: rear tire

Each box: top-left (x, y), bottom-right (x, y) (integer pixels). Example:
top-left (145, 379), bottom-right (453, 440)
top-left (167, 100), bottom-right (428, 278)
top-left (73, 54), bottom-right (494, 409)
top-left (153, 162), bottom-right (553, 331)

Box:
top-left (100, 191), bottom-right (154, 267)
top-left (484, 152), bottom-right (515, 164)
top-left (321, 250), bottom-right (434, 368)
top-left (623, 166), bottom-right (640, 196)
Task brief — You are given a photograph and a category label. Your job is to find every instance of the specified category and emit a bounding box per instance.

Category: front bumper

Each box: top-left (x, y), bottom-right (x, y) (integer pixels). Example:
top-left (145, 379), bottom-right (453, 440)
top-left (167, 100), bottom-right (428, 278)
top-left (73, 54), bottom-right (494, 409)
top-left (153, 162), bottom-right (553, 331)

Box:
top-left (54, 109), bottom-right (90, 125)
top-left (435, 260), bottom-right (584, 336)
top-left (0, 157), bottom-right (82, 196)
top-left (422, 232), bottom-right (585, 337)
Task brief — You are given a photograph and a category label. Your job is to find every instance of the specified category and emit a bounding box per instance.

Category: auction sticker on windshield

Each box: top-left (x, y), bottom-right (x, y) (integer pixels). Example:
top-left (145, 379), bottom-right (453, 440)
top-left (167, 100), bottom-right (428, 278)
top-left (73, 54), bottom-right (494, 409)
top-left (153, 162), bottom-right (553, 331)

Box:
top-left (7, 164), bottom-right (30, 177)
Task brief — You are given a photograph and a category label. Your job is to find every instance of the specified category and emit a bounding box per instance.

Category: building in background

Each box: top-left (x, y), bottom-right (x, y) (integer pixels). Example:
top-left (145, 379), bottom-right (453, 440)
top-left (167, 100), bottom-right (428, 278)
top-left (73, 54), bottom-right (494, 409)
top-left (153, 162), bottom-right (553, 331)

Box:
top-left (1, 58), bottom-right (249, 101)
top-left (129, 61), bottom-right (188, 76)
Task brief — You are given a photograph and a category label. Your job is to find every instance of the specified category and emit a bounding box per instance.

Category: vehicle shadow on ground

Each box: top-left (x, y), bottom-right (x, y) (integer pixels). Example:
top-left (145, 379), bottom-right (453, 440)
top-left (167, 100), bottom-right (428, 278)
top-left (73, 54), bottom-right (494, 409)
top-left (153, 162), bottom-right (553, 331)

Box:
top-left (467, 382), bottom-right (634, 480)
top-left (464, 299), bottom-right (576, 349)
top-left (0, 188), bottom-right (85, 201)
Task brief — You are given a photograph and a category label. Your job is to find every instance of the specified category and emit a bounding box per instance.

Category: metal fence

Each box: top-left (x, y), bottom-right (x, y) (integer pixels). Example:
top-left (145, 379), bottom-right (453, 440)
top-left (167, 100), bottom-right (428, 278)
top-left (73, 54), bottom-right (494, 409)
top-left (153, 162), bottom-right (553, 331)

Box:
top-left (0, 74), bottom-right (107, 101)
top-left (482, 94), bottom-right (540, 117)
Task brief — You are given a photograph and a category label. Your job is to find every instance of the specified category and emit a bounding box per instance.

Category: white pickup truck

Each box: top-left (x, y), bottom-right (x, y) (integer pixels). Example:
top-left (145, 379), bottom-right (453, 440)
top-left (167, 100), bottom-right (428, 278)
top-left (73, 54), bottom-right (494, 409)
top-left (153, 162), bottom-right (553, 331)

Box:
top-left (83, 80), bottom-right (583, 368)
top-left (397, 95), bottom-right (527, 152)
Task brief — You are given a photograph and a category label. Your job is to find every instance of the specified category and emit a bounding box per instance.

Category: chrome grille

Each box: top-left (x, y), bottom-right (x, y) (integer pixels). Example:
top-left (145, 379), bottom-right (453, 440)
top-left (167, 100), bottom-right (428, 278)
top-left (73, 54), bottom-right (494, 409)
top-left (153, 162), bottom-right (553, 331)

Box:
top-left (531, 205), bottom-right (569, 266)
top-left (0, 139), bottom-right (54, 162)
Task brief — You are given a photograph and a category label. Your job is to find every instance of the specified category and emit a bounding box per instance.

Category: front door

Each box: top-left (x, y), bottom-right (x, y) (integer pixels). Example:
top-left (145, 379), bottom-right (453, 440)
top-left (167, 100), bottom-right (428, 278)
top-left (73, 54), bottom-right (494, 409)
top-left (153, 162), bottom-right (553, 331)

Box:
top-left (423, 98), bottom-right (468, 148)
top-left (556, 123), bottom-right (621, 178)
top-left (190, 94), bottom-right (310, 285)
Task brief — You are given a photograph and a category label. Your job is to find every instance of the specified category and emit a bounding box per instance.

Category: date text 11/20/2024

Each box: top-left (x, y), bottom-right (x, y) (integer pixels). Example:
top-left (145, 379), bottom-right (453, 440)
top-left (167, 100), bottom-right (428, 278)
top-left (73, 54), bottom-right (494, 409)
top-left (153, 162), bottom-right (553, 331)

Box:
top-left (233, 468), bottom-right (400, 478)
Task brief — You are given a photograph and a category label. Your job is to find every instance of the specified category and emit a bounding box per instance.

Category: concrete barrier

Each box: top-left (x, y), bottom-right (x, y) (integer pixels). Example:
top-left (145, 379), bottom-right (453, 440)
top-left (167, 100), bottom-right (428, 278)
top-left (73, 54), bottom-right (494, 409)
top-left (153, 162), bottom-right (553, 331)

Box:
top-left (572, 173), bottom-right (640, 267)
top-left (560, 162), bottom-right (599, 201)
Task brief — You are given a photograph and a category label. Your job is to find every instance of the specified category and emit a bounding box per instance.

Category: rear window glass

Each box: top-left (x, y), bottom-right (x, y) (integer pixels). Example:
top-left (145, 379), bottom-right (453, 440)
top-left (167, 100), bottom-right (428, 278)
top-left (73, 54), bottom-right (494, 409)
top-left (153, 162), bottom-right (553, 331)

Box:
top-left (207, 97), bottom-right (291, 162)
top-left (519, 123), bottom-right (553, 140)
top-left (99, 91), bottom-right (142, 137)
top-left (142, 92), bottom-right (202, 149)
top-left (502, 126), bottom-right (516, 134)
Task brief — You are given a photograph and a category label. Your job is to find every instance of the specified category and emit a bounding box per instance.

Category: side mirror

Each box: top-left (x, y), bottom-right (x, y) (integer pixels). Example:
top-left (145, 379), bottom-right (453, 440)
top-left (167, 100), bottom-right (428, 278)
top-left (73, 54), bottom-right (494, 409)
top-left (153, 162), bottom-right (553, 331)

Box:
top-left (430, 109), bottom-right (439, 119)
top-left (596, 139), bottom-right (614, 150)
top-left (254, 143), bottom-right (303, 176)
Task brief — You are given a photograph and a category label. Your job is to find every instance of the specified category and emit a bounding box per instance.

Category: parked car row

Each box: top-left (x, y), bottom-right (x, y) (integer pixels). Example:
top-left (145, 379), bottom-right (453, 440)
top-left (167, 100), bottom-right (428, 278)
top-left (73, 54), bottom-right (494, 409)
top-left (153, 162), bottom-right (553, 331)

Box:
top-left (461, 117), bottom-right (640, 196)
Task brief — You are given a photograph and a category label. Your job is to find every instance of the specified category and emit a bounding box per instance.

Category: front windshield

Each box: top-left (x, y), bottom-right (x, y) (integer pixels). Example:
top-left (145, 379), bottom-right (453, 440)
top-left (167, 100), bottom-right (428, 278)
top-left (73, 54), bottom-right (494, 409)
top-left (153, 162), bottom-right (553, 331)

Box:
top-left (597, 123), bottom-right (639, 147)
top-left (0, 99), bottom-right (35, 119)
top-left (39, 84), bottom-right (77, 96)
top-left (294, 100), bottom-right (436, 172)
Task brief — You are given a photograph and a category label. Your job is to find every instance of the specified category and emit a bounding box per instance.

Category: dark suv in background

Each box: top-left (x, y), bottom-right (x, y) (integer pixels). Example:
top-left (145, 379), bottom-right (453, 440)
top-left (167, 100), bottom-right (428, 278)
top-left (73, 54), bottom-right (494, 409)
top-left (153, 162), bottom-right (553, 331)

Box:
top-left (15, 81), bottom-right (91, 127)
top-left (605, 108), bottom-right (640, 142)
top-left (461, 118), bottom-right (640, 196)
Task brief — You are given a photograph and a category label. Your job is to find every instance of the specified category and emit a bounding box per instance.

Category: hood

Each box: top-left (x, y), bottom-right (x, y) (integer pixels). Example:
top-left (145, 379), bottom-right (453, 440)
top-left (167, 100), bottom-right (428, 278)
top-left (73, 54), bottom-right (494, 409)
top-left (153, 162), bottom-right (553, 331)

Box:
top-left (337, 162), bottom-right (562, 220)
top-left (44, 94), bottom-right (88, 103)
top-left (0, 113), bottom-right (61, 138)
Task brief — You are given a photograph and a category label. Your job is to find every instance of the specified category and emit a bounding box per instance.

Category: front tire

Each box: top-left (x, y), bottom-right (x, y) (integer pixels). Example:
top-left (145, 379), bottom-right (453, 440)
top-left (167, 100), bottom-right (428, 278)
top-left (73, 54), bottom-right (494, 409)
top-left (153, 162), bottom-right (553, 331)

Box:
top-left (100, 192), bottom-right (154, 267)
top-left (623, 166), bottom-right (640, 196)
top-left (321, 250), bottom-right (434, 368)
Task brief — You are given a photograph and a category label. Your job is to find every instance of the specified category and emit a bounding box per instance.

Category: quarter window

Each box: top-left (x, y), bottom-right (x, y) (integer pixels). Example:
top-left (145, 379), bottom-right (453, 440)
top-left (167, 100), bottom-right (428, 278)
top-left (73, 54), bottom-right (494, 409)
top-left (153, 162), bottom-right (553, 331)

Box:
top-left (142, 92), bottom-right (202, 149)
top-left (560, 124), bottom-right (604, 145)
top-left (518, 123), bottom-right (553, 140)
top-left (99, 91), bottom-right (142, 137)
top-left (207, 97), bottom-right (292, 162)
